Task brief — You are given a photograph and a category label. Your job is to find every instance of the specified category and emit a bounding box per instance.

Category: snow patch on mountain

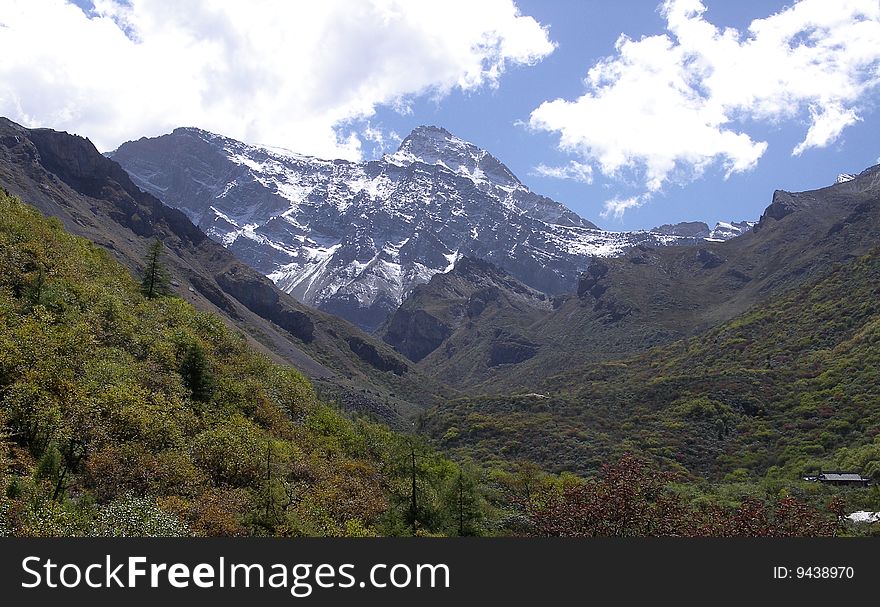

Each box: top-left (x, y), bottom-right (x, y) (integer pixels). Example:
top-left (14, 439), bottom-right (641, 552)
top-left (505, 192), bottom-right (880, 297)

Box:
top-left (706, 221), bottom-right (756, 241)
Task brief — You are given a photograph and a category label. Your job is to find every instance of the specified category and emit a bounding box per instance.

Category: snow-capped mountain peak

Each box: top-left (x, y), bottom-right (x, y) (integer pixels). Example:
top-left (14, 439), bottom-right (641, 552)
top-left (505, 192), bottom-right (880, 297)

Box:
top-left (110, 126), bottom-right (745, 331)
top-left (386, 125), bottom-right (521, 192)
top-left (386, 126), bottom-right (595, 229)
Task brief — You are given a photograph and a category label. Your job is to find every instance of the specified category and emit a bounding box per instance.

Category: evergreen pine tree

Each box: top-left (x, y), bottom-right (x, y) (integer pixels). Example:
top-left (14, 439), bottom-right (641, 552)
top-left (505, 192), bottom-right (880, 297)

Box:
top-left (180, 342), bottom-right (214, 402)
top-left (141, 238), bottom-right (171, 299)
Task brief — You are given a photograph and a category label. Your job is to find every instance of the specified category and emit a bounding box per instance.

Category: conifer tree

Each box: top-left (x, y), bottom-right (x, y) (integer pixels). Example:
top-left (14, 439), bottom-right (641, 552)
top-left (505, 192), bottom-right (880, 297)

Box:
top-left (141, 237), bottom-right (171, 299)
top-left (180, 342), bottom-right (214, 402)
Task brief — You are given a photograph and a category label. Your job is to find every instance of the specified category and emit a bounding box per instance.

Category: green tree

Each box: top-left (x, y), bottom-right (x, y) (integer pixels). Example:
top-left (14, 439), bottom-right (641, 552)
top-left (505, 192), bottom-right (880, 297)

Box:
top-left (180, 342), bottom-right (214, 402)
top-left (141, 238), bottom-right (171, 299)
top-left (444, 467), bottom-right (483, 536)
top-left (26, 265), bottom-right (47, 306)
top-left (191, 416), bottom-right (264, 487)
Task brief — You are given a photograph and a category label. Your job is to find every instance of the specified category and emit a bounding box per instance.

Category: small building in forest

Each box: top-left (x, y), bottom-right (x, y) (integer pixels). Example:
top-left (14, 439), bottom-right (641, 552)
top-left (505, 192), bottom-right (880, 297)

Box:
top-left (801, 471), bottom-right (871, 487)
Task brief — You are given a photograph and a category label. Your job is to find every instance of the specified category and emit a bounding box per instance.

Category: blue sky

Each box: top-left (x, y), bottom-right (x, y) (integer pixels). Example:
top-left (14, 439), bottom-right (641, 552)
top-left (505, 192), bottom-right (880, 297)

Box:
top-left (2, 0), bottom-right (879, 231)
top-left (356, 0), bottom-right (880, 230)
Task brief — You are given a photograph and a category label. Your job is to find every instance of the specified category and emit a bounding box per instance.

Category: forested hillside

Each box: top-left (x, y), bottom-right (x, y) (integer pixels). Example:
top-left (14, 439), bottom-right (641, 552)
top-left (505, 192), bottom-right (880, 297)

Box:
top-left (0, 117), bottom-right (449, 429)
top-left (1, 189), bottom-right (865, 537)
top-left (423, 248), bottom-right (880, 487)
top-left (0, 189), bottom-right (472, 537)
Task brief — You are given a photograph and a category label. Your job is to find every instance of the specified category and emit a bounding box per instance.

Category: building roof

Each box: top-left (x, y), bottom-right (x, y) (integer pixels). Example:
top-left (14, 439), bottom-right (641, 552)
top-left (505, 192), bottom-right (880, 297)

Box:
top-left (817, 472), bottom-right (869, 482)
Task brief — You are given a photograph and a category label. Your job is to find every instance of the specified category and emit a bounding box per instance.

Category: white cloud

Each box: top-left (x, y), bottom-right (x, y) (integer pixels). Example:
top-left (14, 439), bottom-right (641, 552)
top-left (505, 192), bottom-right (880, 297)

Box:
top-left (601, 194), bottom-right (651, 220)
top-left (792, 103), bottom-right (861, 156)
top-left (529, 0), bottom-right (880, 211)
top-left (358, 122), bottom-right (401, 155)
top-left (531, 160), bottom-right (593, 184)
top-left (0, 0), bottom-right (554, 159)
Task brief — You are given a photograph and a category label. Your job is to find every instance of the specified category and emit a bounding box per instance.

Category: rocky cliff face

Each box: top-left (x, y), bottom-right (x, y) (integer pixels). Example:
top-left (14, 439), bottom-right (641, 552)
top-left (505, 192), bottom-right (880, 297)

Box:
top-left (110, 126), bottom-right (709, 331)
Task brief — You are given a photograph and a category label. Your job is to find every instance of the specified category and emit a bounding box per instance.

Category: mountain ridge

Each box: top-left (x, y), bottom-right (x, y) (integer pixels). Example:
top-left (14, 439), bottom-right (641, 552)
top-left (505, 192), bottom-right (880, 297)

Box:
top-left (379, 160), bottom-right (880, 394)
top-left (422, 244), bottom-right (880, 478)
top-left (108, 126), bottom-right (746, 331)
top-left (0, 117), bottom-right (448, 425)
top-left (651, 220), bottom-right (756, 240)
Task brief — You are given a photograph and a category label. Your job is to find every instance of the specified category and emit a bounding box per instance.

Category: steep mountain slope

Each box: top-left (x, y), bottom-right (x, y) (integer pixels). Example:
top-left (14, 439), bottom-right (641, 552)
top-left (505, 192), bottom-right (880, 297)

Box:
top-left (381, 256), bottom-right (553, 366)
top-left (382, 164), bottom-right (880, 393)
top-left (422, 244), bottom-right (880, 479)
top-left (0, 118), bottom-right (447, 424)
top-left (0, 189), bottom-right (480, 537)
top-left (109, 126), bottom-right (712, 330)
